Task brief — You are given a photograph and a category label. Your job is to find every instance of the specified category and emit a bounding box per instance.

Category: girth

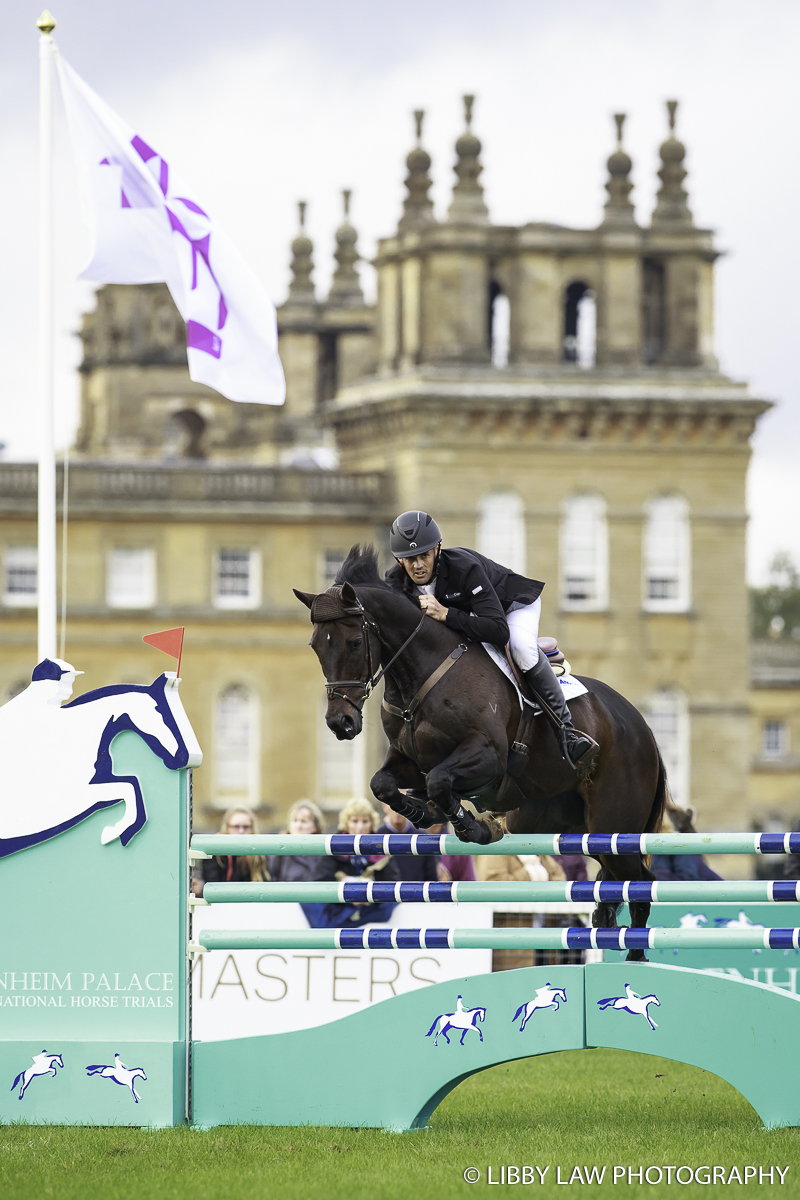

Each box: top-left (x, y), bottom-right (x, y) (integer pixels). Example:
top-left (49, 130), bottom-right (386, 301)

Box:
top-left (382, 643), bottom-right (468, 765)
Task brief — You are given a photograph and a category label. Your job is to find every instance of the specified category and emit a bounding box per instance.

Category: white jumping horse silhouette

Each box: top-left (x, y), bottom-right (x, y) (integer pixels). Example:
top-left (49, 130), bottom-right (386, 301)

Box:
top-left (0, 659), bottom-right (200, 858)
top-left (11, 1050), bottom-right (64, 1099)
top-left (679, 912), bottom-right (707, 929)
top-left (426, 996), bottom-right (486, 1046)
top-left (512, 983), bottom-right (568, 1032)
top-left (597, 982), bottom-right (661, 1030)
top-left (86, 1054), bottom-right (147, 1103)
top-left (721, 910), bottom-right (764, 930)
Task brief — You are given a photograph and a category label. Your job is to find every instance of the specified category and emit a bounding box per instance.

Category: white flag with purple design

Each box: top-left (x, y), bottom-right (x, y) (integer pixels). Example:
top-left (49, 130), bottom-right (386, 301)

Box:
top-left (57, 56), bottom-right (285, 405)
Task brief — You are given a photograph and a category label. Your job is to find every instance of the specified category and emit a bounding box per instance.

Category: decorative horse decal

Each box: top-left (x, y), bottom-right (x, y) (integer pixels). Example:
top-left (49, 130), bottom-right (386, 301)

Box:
top-left (512, 984), bottom-right (568, 1032)
top-left (11, 1051), bottom-right (64, 1099)
top-left (86, 1054), bottom-right (147, 1103)
top-left (0, 659), bottom-right (201, 858)
top-left (679, 912), bottom-right (708, 929)
top-left (716, 911), bottom-right (764, 930)
top-left (426, 996), bottom-right (486, 1046)
top-left (597, 982), bottom-right (661, 1030)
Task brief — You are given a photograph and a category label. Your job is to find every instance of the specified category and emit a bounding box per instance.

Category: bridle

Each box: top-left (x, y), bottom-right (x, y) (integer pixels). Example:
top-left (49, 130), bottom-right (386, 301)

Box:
top-left (320, 591), bottom-right (426, 715)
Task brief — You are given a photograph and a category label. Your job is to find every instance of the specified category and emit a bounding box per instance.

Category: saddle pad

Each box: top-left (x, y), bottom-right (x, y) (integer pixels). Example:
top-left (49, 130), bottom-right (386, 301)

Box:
top-left (482, 642), bottom-right (589, 708)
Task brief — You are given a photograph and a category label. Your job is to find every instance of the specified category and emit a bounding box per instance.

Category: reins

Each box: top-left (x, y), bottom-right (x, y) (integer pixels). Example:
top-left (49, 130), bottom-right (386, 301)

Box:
top-left (319, 589), bottom-right (468, 763)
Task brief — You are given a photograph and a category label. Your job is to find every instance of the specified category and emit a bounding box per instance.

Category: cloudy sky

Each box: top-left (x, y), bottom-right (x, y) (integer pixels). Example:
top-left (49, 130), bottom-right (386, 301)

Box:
top-left (1, 0), bottom-right (798, 582)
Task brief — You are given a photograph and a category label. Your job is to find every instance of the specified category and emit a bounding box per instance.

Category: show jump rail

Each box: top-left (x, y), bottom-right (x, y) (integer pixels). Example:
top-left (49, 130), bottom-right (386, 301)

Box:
top-left (189, 831), bottom-right (800, 859)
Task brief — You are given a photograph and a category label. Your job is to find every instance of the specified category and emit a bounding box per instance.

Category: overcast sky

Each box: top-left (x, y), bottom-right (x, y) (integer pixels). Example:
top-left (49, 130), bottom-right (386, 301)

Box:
top-left (1, 0), bottom-right (798, 583)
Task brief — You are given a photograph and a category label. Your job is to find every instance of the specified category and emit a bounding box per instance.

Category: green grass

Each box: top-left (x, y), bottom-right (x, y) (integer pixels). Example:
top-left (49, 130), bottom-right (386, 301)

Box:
top-left (2, 1049), bottom-right (799, 1200)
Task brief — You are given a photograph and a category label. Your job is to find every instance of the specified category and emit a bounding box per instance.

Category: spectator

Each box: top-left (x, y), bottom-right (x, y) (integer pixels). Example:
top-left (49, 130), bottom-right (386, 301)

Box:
top-left (191, 806), bottom-right (268, 897)
top-left (424, 822), bottom-right (476, 882)
top-left (377, 803), bottom-right (438, 884)
top-left (268, 799), bottom-right (338, 884)
top-left (326, 798), bottom-right (399, 926)
top-left (650, 803), bottom-right (722, 881)
top-left (783, 818), bottom-right (800, 879)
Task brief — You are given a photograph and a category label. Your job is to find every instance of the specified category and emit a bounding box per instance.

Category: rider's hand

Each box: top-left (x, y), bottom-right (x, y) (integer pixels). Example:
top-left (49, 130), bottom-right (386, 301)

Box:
top-left (419, 595), bottom-right (448, 622)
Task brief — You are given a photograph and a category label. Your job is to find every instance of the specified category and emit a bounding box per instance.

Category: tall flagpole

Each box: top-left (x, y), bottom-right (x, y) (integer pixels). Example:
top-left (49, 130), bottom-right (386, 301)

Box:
top-left (37, 10), bottom-right (57, 663)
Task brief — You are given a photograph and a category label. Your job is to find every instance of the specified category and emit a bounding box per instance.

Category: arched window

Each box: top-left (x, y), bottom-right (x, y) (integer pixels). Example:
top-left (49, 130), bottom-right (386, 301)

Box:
top-left (489, 284), bottom-right (510, 368)
top-left (213, 684), bottom-right (260, 808)
top-left (560, 494), bottom-right (608, 610)
top-left (477, 492), bottom-right (526, 574)
top-left (644, 688), bottom-right (690, 808)
top-left (317, 702), bottom-right (366, 810)
top-left (563, 281), bottom-right (596, 367)
top-left (643, 495), bottom-right (691, 612)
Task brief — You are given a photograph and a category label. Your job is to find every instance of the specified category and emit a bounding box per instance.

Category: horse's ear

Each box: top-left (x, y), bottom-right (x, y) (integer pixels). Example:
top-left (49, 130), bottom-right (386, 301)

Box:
top-left (340, 581), bottom-right (358, 606)
top-left (293, 589), bottom-right (316, 610)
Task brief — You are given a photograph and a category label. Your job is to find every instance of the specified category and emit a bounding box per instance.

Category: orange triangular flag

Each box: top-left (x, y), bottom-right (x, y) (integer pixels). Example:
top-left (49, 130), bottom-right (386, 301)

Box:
top-left (143, 627), bottom-right (185, 676)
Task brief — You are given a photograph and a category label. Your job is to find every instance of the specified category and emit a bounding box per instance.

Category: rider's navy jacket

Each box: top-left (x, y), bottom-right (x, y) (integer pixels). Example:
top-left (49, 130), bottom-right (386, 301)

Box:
top-left (385, 547), bottom-right (544, 647)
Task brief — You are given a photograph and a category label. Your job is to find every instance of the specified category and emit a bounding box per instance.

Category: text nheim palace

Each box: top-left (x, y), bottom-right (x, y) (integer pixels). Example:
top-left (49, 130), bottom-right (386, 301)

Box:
top-left (0, 98), bottom-right (770, 831)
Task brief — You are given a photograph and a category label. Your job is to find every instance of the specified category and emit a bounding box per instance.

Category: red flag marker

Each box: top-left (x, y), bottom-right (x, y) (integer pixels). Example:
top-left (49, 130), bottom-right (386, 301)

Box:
top-left (142, 627), bottom-right (185, 677)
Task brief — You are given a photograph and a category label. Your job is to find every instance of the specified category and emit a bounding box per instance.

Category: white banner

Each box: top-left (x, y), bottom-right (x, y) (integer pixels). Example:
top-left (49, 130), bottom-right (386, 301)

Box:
top-left (191, 902), bottom-right (493, 1038)
top-left (57, 55), bottom-right (285, 406)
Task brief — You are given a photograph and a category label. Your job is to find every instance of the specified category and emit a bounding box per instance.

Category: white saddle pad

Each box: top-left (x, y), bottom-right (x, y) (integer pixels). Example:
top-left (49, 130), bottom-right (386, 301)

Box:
top-left (482, 643), bottom-right (589, 709)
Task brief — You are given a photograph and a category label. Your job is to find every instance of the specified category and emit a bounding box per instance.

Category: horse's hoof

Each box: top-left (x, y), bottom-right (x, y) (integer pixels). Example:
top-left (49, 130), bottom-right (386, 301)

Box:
top-left (626, 951), bottom-right (648, 963)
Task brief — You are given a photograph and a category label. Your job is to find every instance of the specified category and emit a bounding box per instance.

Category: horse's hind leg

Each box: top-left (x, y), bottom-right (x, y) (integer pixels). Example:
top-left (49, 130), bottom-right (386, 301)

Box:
top-left (596, 853), bottom-right (654, 963)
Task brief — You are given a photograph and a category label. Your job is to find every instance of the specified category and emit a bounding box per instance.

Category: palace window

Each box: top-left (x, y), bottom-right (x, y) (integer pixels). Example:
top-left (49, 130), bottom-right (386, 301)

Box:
top-left (477, 492), bottom-right (526, 575)
top-left (214, 549), bottom-right (261, 609)
top-left (489, 283), bottom-right (510, 368)
top-left (320, 549), bottom-right (346, 589)
top-left (560, 494), bottom-right (608, 610)
top-left (762, 720), bottom-right (788, 760)
top-left (643, 495), bottom-right (691, 612)
top-left (106, 547), bottom-right (156, 609)
top-left (213, 684), bottom-right (260, 807)
top-left (645, 688), bottom-right (690, 808)
top-left (3, 546), bottom-right (37, 606)
top-left (563, 281), bottom-right (596, 368)
top-left (317, 701), bottom-right (366, 811)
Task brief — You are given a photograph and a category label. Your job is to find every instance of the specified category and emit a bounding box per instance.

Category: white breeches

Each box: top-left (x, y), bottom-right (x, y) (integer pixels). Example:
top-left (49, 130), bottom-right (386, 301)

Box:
top-left (506, 597), bottom-right (542, 673)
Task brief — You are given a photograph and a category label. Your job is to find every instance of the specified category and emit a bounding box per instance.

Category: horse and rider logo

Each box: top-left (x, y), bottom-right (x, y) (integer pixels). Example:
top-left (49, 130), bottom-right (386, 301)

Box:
top-left (512, 983), bottom-right (568, 1031)
top-left (426, 996), bottom-right (486, 1046)
top-left (597, 982), bottom-right (661, 1030)
top-left (0, 659), bottom-right (199, 859)
top-left (86, 1054), bottom-right (147, 1103)
top-left (11, 1051), bottom-right (147, 1102)
top-left (11, 1051), bottom-right (64, 1099)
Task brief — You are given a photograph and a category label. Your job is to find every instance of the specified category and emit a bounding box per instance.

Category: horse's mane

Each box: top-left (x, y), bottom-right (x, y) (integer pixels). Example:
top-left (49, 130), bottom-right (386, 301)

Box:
top-left (335, 544), bottom-right (419, 612)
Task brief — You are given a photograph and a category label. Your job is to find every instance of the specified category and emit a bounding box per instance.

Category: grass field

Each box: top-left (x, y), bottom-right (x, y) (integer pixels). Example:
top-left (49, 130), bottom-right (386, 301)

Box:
top-left (2, 1049), bottom-right (798, 1200)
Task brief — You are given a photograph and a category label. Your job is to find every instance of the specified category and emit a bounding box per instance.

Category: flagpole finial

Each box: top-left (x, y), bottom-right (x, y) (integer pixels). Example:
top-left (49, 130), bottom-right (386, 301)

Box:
top-left (37, 10), bottom-right (56, 33)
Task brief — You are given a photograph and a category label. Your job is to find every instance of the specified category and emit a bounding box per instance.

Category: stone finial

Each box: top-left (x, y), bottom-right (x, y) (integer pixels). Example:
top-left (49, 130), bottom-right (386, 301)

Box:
top-left (651, 99), bottom-right (694, 227)
top-left (286, 200), bottom-right (316, 305)
top-left (398, 109), bottom-right (435, 232)
top-left (601, 112), bottom-right (636, 227)
top-left (329, 189), bottom-right (364, 308)
top-left (447, 94), bottom-right (489, 225)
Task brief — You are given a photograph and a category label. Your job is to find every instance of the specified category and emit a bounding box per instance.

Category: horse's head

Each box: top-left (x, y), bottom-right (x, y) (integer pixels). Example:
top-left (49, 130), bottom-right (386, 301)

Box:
top-left (294, 581), bottom-right (377, 742)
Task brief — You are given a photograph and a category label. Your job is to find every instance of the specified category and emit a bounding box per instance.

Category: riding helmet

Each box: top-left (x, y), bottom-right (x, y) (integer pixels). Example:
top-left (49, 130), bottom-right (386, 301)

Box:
top-left (389, 510), bottom-right (442, 558)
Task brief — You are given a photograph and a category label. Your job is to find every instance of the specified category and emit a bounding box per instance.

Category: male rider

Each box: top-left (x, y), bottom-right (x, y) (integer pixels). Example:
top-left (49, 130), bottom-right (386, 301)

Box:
top-left (385, 510), bottom-right (598, 773)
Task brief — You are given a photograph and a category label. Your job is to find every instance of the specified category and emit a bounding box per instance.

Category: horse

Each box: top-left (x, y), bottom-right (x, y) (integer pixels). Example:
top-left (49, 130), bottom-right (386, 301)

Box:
top-left (86, 1054), bottom-right (147, 1102)
top-left (512, 984), bottom-right (568, 1031)
top-left (294, 545), bottom-right (667, 962)
top-left (11, 1051), bottom-right (64, 1099)
top-left (597, 983), bottom-right (661, 1030)
top-left (0, 662), bottom-right (200, 858)
top-left (426, 996), bottom-right (486, 1046)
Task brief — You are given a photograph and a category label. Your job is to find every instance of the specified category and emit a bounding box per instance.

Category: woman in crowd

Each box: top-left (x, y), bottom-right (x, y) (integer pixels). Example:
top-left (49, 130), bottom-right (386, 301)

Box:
top-left (191, 806), bottom-right (269, 897)
top-left (268, 799), bottom-right (337, 884)
top-left (328, 797), bottom-right (399, 926)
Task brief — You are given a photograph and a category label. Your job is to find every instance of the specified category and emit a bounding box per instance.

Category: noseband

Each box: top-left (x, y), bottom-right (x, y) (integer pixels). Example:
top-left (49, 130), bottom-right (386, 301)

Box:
top-left (312, 587), bottom-right (425, 715)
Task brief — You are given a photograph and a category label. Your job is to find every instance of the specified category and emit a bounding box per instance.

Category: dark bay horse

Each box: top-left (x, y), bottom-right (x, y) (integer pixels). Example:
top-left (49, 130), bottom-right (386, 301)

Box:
top-left (294, 546), bottom-right (667, 959)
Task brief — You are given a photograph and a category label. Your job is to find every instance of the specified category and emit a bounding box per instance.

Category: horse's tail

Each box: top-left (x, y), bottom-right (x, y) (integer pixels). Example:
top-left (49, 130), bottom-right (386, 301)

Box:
top-left (85, 1065), bottom-right (103, 1074)
top-left (11, 1072), bottom-right (22, 1092)
top-left (645, 747), bottom-right (669, 839)
top-left (425, 1016), bottom-right (441, 1038)
top-left (512, 1003), bottom-right (524, 1023)
top-left (597, 997), bottom-right (615, 1009)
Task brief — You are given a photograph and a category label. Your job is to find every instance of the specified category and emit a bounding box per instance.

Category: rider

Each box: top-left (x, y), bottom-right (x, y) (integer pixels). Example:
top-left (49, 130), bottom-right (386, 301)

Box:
top-left (385, 509), bottom-right (599, 774)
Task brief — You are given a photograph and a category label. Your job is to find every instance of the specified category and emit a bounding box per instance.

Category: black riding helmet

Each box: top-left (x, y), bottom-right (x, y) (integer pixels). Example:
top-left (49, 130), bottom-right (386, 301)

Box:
top-left (389, 510), bottom-right (443, 558)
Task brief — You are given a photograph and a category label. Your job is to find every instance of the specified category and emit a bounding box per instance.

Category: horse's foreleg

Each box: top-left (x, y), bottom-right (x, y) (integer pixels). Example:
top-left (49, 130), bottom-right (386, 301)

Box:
top-left (595, 853), bottom-right (654, 962)
top-left (370, 748), bottom-right (445, 828)
top-left (425, 734), bottom-right (504, 845)
top-left (95, 782), bottom-right (141, 846)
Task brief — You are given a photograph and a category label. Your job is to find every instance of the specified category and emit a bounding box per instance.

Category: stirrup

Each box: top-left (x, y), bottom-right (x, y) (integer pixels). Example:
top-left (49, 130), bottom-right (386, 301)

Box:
top-left (560, 730), bottom-right (599, 778)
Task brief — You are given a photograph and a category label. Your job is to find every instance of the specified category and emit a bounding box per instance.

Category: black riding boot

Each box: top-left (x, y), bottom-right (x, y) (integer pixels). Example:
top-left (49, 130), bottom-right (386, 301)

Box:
top-left (523, 649), bottom-right (599, 775)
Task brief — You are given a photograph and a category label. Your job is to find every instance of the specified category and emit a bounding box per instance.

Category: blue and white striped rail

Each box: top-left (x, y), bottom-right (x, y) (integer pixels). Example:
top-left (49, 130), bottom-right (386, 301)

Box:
top-left (190, 831), bottom-right (800, 859)
top-left (202, 879), bottom-right (800, 905)
top-left (193, 926), bottom-right (800, 954)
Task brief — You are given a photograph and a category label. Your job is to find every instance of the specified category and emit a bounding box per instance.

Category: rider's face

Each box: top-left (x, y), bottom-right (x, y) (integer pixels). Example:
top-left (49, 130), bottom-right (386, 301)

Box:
top-left (399, 546), bottom-right (439, 586)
